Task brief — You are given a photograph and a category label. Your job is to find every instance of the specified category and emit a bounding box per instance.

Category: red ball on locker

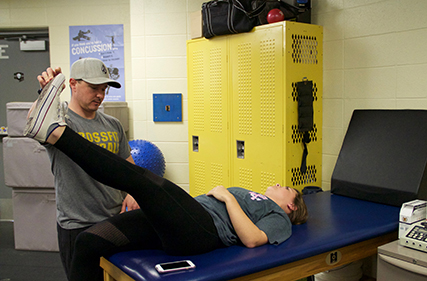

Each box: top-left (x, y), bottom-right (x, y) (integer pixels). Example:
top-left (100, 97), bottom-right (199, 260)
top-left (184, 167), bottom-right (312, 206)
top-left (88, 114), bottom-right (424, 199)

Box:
top-left (267, 8), bottom-right (285, 23)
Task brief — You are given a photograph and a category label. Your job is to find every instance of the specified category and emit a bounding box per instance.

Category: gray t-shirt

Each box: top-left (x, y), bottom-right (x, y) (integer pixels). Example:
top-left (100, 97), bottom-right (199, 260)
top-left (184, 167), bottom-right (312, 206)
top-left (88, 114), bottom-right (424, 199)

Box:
top-left (46, 105), bottom-right (131, 229)
top-left (195, 187), bottom-right (292, 246)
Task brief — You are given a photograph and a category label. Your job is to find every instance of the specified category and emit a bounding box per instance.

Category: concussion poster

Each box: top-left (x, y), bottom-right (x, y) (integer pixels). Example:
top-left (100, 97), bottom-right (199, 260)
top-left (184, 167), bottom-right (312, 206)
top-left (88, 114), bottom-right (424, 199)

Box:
top-left (69, 24), bottom-right (125, 101)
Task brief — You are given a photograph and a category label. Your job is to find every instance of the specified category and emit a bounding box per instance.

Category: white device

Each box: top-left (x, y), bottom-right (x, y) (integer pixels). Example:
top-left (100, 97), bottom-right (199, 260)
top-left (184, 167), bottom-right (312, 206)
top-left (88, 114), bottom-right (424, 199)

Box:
top-left (400, 221), bottom-right (427, 252)
top-left (155, 260), bottom-right (196, 273)
top-left (399, 199), bottom-right (426, 239)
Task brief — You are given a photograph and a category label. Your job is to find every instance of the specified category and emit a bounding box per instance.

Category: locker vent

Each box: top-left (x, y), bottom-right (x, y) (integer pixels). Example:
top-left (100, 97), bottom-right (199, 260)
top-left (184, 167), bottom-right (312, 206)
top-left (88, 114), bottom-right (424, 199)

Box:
top-left (292, 124), bottom-right (318, 143)
top-left (237, 42), bottom-right (253, 135)
top-left (210, 48), bottom-right (223, 133)
top-left (260, 39), bottom-right (276, 137)
top-left (193, 50), bottom-right (205, 131)
top-left (211, 162), bottom-right (224, 188)
top-left (238, 167), bottom-right (253, 189)
top-left (194, 160), bottom-right (206, 196)
top-left (260, 171), bottom-right (276, 194)
top-left (291, 165), bottom-right (318, 186)
top-left (291, 34), bottom-right (319, 64)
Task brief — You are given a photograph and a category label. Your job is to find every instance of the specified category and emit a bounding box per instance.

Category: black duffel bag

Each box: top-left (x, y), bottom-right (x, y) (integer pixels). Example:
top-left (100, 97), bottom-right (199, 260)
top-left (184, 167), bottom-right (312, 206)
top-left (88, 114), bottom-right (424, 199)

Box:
top-left (202, 0), bottom-right (266, 39)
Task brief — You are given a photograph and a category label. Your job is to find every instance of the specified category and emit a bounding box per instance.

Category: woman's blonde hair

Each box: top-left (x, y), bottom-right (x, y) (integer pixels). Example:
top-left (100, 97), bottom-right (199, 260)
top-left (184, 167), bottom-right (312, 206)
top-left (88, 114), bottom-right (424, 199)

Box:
top-left (288, 189), bottom-right (308, 225)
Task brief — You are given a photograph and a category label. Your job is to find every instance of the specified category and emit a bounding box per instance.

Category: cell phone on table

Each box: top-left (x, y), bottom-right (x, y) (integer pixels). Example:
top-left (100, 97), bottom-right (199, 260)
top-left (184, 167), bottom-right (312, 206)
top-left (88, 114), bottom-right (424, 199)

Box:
top-left (155, 260), bottom-right (196, 273)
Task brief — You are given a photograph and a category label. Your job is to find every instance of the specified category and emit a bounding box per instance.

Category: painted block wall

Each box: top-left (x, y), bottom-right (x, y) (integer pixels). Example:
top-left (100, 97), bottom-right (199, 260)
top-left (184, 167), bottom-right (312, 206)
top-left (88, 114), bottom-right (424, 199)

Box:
top-left (313, 0), bottom-right (427, 190)
top-left (128, 0), bottom-right (207, 192)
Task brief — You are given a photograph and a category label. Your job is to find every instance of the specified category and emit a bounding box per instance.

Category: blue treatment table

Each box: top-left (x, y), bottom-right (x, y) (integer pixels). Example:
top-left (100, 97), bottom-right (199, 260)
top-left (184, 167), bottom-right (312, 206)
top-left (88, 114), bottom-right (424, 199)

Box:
top-left (100, 192), bottom-right (399, 281)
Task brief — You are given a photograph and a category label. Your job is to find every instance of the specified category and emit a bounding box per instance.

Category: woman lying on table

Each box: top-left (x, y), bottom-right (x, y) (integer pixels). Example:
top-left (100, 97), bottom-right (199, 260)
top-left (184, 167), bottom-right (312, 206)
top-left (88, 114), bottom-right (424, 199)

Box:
top-left (24, 73), bottom-right (308, 281)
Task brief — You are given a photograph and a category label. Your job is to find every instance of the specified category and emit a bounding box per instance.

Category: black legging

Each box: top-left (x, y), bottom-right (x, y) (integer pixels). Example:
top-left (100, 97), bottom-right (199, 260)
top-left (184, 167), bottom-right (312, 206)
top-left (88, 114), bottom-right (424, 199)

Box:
top-left (55, 127), bottom-right (224, 281)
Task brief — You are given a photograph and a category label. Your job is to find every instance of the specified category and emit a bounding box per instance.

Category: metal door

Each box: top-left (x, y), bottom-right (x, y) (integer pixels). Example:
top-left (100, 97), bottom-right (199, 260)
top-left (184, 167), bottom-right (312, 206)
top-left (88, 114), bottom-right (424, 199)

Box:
top-left (229, 25), bottom-right (284, 194)
top-left (187, 36), bottom-right (230, 196)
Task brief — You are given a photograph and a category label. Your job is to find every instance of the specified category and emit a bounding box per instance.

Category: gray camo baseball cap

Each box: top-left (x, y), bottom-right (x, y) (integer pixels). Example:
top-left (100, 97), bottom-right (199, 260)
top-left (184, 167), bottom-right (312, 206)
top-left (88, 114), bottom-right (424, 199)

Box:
top-left (70, 58), bottom-right (121, 88)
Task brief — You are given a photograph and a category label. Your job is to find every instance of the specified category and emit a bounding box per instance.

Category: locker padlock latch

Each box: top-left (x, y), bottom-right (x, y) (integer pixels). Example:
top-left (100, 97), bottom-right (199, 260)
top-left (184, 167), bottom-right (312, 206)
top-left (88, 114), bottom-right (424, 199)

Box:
top-left (192, 136), bottom-right (199, 152)
top-left (237, 140), bottom-right (245, 159)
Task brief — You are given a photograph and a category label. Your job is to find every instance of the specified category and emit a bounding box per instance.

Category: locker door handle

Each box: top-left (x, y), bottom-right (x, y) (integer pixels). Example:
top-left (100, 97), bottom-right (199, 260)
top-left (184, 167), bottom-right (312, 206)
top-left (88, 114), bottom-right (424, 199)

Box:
top-left (192, 136), bottom-right (199, 152)
top-left (237, 141), bottom-right (244, 159)
top-left (379, 253), bottom-right (427, 276)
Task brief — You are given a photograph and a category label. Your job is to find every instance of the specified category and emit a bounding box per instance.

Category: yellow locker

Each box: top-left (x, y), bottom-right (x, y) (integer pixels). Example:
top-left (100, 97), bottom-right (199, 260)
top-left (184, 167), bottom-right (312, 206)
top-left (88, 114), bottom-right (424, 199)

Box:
top-left (187, 22), bottom-right (323, 196)
top-left (187, 36), bottom-right (230, 197)
top-left (229, 24), bottom-right (284, 194)
top-left (283, 22), bottom-right (323, 191)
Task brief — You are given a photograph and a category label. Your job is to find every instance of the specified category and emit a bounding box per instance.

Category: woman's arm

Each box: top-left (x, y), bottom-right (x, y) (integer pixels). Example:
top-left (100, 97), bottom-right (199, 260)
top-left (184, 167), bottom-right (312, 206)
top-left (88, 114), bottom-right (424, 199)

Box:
top-left (207, 186), bottom-right (268, 248)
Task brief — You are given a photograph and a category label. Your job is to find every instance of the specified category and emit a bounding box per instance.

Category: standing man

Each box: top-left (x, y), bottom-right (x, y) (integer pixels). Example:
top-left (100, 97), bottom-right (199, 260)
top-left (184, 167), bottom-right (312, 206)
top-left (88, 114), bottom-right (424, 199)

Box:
top-left (35, 58), bottom-right (138, 279)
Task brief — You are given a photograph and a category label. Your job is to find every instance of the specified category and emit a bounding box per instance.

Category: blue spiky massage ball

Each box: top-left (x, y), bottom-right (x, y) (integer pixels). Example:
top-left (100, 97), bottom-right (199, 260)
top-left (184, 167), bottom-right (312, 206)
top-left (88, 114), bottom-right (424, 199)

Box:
top-left (129, 139), bottom-right (166, 177)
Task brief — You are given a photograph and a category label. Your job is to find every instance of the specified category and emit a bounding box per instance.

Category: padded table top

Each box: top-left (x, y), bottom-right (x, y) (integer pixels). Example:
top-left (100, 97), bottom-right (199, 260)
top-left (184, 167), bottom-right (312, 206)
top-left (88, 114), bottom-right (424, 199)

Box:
top-left (107, 191), bottom-right (400, 281)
